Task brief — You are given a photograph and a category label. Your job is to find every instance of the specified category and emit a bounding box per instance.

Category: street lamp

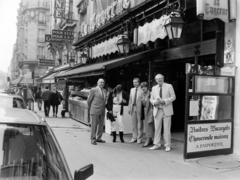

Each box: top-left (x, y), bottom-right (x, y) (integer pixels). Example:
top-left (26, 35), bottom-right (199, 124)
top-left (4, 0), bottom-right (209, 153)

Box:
top-left (164, 13), bottom-right (185, 43)
top-left (69, 58), bottom-right (75, 68)
top-left (116, 34), bottom-right (131, 56)
top-left (81, 53), bottom-right (88, 64)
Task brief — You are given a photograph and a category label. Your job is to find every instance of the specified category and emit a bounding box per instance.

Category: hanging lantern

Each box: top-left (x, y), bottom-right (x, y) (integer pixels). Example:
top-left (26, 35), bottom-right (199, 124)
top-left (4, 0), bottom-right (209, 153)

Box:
top-left (116, 34), bottom-right (131, 55)
top-left (164, 14), bottom-right (185, 41)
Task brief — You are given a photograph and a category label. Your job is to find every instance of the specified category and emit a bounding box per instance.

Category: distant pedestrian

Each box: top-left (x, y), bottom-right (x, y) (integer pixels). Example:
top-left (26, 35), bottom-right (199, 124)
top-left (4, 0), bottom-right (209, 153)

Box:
top-left (50, 86), bottom-right (63, 117)
top-left (87, 78), bottom-right (107, 145)
top-left (42, 86), bottom-right (52, 117)
top-left (35, 87), bottom-right (42, 111)
top-left (106, 84), bottom-right (128, 143)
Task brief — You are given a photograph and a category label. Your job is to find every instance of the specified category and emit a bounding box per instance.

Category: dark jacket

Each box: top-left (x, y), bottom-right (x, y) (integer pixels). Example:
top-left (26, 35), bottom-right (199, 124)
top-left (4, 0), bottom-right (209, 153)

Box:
top-left (51, 91), bottom-right (63, 106)
top-left (42, 90), bottom-right (52, 101)
top-left (106, 91), bottom-right (128, 115)
top-left (35, 91), bottom-right (42, 100)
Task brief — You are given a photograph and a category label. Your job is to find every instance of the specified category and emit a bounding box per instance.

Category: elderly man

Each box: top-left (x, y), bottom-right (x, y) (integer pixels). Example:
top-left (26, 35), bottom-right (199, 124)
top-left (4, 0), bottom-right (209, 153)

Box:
top-left (149, 74), bottom-right (176, 152)
top-left (87, 78), bottom-right (107, 145)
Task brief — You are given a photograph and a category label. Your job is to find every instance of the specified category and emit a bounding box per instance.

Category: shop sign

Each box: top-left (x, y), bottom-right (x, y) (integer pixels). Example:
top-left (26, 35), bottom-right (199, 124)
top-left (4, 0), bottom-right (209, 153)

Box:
top-left (88, 0), bottom-right (130, 35)
top-left (220, 66), bottom-right (236, 76)
top-left (38, 59), bottom-right (55, 66)
top-left (52, 30), bottom-right (74, 40)
top-left (196, 0), bottom-right (229, 23)
top-left (91, 36), bottom-right (119, 58)
top-left (54, 0), bottom-right (65, 19)
top-left (187, 123), bottom-right (231, 153)
top-left (45, 34), bottom-right (62, 42)
top-left (138, 15), bottom-right (169, 46)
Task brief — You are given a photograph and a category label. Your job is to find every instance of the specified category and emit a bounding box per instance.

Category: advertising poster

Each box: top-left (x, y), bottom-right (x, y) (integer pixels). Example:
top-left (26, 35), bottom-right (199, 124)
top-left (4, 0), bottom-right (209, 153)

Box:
top-left (187, 123), bottom-right (231, 153)
top-left (200, 96), bottom-right (219, 120)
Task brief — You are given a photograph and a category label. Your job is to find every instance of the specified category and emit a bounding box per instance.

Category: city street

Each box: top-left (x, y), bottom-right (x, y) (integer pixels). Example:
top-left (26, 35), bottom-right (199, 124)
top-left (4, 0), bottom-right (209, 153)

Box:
top-left (34, 104), bottom-right (240, 180)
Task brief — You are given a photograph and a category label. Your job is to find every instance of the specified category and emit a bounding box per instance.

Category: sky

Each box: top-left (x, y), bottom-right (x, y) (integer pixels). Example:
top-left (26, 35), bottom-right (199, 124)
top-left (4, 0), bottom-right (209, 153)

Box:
top-left (0, 0), bottom-right (21, 73)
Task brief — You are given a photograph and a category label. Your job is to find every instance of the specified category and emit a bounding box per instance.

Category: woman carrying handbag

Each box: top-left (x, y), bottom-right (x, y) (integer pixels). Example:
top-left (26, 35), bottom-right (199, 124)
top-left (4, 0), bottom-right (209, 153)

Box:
top-left (106, 84), bottom-right (128, 143)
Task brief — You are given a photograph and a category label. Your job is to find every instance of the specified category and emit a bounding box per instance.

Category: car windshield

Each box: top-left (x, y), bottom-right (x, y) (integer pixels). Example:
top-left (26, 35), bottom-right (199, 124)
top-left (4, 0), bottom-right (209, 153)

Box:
top-left (0, 97), bottom-right (26, 109)
top-left (0, 124), bottom-right (70, 180)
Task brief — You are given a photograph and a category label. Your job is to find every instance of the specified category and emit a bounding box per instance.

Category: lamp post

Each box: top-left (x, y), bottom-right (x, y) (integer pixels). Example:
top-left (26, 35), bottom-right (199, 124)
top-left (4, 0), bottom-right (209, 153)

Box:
top-left (164, 13), bottom-right (185, 44)
top-left (116, 34), bottom-right (131, 56)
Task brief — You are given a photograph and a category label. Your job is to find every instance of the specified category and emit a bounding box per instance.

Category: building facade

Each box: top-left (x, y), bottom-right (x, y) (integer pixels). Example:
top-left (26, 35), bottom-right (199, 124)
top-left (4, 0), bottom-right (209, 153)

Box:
top-left (10, 0), bottom-right (52, 80)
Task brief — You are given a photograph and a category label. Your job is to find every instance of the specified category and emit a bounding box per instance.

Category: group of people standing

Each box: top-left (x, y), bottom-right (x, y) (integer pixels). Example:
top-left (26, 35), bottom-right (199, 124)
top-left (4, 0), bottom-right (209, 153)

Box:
top-left (87, 74), bottom-right (176, 152)
top-left (35, 86), bottom-right (63, 117)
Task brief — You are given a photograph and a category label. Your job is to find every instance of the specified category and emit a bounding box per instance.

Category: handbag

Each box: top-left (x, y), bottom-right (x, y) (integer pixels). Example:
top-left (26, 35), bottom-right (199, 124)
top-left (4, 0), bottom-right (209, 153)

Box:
top-left (106, 112), bottom-right (116, 122)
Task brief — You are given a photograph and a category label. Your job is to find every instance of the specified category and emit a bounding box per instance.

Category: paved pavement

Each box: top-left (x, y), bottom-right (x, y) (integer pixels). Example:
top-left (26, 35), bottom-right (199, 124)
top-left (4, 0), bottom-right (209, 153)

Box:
top-left (33, 103), bottom-right (240, 180)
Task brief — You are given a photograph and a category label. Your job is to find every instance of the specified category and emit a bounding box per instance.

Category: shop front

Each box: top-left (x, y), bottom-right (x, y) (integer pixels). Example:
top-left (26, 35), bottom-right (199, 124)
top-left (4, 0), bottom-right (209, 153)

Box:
top-left (55, 0), bottom-right (238, 159)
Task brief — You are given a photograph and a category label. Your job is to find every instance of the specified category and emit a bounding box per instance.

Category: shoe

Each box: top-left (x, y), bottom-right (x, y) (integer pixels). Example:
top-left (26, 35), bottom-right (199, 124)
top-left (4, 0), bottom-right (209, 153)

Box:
top-left (142, 139), bottom-right (153, 147)
top-left (91, 141), bottom-right (97, 145)
top-left (149, 145), bottom-right (161, 150)
top-left (112, 131), bottom-right (116, 143)
top-left (96, 139), bottom-right (106, 143)
top-left (55, 115), bottom-right (57, 117)
top-left (53, 115), bottom-right (55, 117)
top-left (165, 147), bottom-right (171, 152)
top-left (137, 139), bottom-right (142, 144)
top-left (119, 132), bottom-right (125, 143)
top-left (130, 139), bottom-right (137, 143)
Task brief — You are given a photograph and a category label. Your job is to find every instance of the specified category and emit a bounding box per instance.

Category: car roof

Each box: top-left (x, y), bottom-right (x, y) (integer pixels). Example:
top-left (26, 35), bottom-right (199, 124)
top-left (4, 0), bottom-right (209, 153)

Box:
top-left (0, 107), bottom-right (44, 124)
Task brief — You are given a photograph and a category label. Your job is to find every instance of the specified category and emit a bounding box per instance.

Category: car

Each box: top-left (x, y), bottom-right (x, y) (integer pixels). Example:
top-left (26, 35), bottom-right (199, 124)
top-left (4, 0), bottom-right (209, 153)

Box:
top-left (0, 93), bottom-right (27, 109)
top-left (0, 107), bottom-right (94, 180)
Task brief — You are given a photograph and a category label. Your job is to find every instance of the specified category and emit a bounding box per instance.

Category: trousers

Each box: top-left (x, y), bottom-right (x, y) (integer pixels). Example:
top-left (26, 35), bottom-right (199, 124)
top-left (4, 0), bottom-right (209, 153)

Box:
top-left (44, 100), bottom-right (50, 116)
top-left (36, 99), bottom-right (42, 110)
top-left (91, 113), bottom-right (105, 141)
top-left (131, 106), bottom-right (143, 140)
top-left (111, 105), bottom-right (124, 132)
top-left (52, 105), bottom-right (59, 115)
top-left (153, 109), bottom-right (172, 147)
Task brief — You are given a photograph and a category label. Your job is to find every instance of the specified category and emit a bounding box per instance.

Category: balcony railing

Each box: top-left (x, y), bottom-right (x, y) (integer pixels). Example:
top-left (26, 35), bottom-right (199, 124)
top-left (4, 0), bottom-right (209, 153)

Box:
top-left (37, 55), bottom-right (45, 58)
top-left (37, 38), bottom-right (45, 42)
top-left (38, 21), bottom-right (47, 25)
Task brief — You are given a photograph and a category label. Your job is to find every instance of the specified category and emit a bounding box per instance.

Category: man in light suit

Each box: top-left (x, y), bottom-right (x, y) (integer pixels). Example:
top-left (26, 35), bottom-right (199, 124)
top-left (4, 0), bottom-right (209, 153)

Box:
top-left (149, 74), bottom-right (176, 151)
top-left (87, 78), bottom-right (107, 145)
top-left (128, 78), bottom-right (143, 143)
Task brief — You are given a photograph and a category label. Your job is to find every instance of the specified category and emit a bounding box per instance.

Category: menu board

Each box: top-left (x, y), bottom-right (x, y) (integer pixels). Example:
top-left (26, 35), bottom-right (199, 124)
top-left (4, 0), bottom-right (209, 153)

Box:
top-left (195, 76), bottom-right (229, 93)
top-left (187, 123), bottom-right (231, 153)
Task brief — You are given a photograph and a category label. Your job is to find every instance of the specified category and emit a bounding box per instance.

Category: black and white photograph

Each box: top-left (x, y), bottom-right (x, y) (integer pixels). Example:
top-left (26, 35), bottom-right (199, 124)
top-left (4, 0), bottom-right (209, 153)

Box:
top-left (0, 0), bottom-right (240, 179)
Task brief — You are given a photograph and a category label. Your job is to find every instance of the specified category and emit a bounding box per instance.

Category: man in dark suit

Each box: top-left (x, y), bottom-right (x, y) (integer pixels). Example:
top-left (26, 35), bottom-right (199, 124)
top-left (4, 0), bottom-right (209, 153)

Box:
top-left (87, 78), bottom-right (107, 145)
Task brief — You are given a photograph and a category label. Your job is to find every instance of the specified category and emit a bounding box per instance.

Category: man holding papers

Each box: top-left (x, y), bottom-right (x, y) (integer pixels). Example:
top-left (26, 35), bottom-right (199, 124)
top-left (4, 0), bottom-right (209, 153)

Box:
top-left (149, 74), bottom-right (176, 152)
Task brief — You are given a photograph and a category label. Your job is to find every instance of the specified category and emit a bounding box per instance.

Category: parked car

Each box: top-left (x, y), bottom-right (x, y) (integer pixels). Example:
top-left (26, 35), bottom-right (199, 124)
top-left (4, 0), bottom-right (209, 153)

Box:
top-left (0, 107), bottom-right (93, 180)
top-left (0, 93), bottom-right (27, 109)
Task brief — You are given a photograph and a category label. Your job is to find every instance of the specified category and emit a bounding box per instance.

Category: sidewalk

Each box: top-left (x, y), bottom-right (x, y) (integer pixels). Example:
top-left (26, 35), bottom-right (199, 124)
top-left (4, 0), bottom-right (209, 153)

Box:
top-left (33, 103), bottom-right (240, 180)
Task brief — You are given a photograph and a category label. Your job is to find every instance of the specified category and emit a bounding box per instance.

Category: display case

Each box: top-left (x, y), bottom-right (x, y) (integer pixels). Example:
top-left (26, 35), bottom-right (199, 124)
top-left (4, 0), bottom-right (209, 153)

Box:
top-left (184, 74), bottom-right (235, 159)
top-left (68, 89), bottom-right (90, 125)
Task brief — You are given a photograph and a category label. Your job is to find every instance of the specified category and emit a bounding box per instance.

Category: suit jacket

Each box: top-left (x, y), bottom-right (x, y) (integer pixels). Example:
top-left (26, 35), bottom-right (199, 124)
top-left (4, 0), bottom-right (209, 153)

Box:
top-left (87, 86), bottom-right (107, 116)
top-left (128, 87), bottom-right (143, 115)
top-left (141, 91), bottom-right (154, 123)
top-left (150, 83), bottom-right (176, 117)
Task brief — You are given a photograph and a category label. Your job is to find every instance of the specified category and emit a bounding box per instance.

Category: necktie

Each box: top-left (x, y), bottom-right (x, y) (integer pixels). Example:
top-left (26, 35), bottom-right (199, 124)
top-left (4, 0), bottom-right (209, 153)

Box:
top-left (159, 85), bottom-right (162, 99)
top-left (133, 88), bottom-right (138, 105)
top-left (100, 88), bottom-right (104, 99)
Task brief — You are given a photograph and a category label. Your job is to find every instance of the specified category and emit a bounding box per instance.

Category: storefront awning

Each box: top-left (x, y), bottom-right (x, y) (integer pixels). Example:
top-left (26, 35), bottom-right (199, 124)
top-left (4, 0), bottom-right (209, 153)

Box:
top-left (42, 70), bottom-right (69, 83)
top-left (11, 76), bottom-right (23, 86)
top-left (56, 48), bottom-right (161, 79)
